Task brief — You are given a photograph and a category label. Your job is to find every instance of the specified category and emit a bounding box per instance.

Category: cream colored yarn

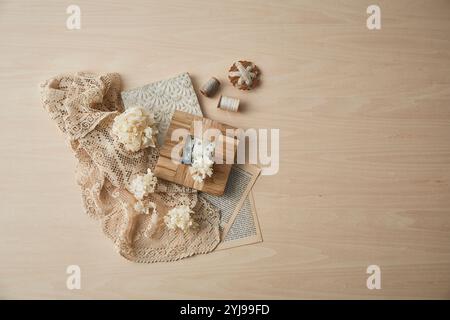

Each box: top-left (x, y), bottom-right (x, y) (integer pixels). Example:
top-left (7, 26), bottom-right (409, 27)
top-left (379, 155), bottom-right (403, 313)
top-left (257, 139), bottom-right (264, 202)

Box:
top-left (40, 72), bottom-right (220, 263)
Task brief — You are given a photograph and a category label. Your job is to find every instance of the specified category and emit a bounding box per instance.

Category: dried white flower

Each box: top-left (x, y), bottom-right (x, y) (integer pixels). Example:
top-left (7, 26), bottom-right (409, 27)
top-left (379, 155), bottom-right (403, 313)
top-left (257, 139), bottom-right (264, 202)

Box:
top-left (189, 138), bottom-right (215, 183)
top-left (133, 199), bottom-right (156, 215)
top-left (133, 199), bottom-right (159, 237)
top-left (192, 138), bottom-right (215, 159)
top-left (129, 168), bottom-right (157, 200)
top-left (112, 106), bottom-right (158, 152)
top-left (164, 205), bottom-right (195, 231)
top-left (190, 157), bottom-right (214, 183)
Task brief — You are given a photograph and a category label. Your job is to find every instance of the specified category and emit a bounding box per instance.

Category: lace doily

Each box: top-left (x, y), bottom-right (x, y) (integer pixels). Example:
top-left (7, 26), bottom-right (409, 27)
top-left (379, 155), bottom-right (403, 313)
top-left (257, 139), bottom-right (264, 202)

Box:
top-left (40, 72), bottom-right (220, 263)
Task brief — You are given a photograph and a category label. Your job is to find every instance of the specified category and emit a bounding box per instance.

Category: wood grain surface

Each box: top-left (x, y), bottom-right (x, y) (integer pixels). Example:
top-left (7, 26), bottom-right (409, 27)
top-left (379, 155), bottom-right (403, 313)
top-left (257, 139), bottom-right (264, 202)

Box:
top-left (0, 0), bottom-right (449, 299)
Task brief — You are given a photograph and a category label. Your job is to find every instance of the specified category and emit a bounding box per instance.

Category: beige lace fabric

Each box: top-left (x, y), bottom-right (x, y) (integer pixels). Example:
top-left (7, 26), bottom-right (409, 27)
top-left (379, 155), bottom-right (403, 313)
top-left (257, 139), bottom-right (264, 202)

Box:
top-left (40, 72), bottom-right (220, 263)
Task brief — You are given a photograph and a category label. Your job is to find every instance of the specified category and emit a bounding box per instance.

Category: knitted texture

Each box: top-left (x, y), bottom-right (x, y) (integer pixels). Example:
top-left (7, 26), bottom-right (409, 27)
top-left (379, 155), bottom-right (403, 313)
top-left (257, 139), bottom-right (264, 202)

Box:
top-left (40, 72), bottom-right (220, 262)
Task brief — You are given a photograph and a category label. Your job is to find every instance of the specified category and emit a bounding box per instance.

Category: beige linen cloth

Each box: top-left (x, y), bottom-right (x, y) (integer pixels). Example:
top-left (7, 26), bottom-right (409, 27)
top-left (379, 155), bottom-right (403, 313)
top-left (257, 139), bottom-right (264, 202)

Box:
top-left (40, 72), bottom-right (220, 262)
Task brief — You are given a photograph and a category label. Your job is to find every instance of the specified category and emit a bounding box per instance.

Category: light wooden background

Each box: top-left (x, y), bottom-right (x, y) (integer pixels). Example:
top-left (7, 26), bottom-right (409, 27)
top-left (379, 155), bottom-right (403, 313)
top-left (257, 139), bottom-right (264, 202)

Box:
top-left (1, 0), bottom-right (449, 299)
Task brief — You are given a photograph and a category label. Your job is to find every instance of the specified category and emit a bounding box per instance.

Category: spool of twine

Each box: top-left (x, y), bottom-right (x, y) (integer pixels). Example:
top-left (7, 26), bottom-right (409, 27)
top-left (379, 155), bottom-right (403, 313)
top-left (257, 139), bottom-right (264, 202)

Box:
top-left (217, 95), bottom-right (240, 112)
top-left (200, 77), bottom-right (220, 97)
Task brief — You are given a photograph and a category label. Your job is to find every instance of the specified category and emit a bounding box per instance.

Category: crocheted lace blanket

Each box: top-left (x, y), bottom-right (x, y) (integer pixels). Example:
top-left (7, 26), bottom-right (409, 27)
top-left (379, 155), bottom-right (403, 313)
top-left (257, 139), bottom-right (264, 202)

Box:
top-left (40, 72), bottom-right (220, 263)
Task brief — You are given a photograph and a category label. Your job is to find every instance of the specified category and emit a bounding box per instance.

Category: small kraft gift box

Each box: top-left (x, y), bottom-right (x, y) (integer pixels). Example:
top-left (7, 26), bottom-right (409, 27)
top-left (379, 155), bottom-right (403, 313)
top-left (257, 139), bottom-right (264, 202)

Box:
top-left (154, 110), bottom-right (239, 196)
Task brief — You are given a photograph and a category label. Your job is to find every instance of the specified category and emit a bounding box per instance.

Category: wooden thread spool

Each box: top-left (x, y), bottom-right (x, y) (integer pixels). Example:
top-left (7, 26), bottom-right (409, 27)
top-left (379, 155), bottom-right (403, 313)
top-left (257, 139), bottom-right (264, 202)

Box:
top-left (200, 77), bottom-right (220, 97)
top-left (217, 95), bottom-right (240, 112)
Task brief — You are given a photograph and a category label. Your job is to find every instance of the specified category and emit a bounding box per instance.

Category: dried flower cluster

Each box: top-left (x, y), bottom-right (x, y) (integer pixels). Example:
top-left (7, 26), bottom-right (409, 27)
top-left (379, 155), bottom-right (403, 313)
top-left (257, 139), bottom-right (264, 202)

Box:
top-left (129, 170), bottom-right (159, 235)
top-left (189, 138), bottom-right (215, 183)
top-left (112, 106), bottom-right (158, 152)
top-left (164, 205), bottom-right (195, 231)
top-left (129, 168), bottom-right (158, 200)
top-left (133, 198), bottom-right (156, 215)
top-left (190, 157), bottom-right (214, 183)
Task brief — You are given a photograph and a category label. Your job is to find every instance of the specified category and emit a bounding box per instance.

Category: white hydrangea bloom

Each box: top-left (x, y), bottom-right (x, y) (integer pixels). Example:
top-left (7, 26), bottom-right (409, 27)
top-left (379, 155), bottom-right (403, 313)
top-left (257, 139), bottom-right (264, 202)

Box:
top-left (189, 138), bottom-right (215, 183)
top-left (164, 205), bottom-right (195, 231)
top-left (129, 168), bottom-right (157, 200)
top-left (112, 106), bottom-right (158, 152)
top-left (191, 138), bottom-right (215, 159)
top-left (133, 199), bottom-right (159, 235)
top-left (190, 157), bottom-right (214, 183)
